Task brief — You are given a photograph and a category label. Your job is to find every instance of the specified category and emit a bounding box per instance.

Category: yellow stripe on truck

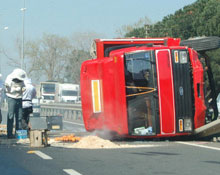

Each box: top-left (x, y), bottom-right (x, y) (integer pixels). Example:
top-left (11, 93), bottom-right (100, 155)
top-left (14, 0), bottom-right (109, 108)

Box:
top-left (91, 80), bottom-right (101, 113)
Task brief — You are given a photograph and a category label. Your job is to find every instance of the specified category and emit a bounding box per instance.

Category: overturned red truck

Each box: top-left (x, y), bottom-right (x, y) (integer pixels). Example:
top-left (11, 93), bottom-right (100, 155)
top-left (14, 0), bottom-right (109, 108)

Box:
top-left (80, 37), bottom-right (220, 139)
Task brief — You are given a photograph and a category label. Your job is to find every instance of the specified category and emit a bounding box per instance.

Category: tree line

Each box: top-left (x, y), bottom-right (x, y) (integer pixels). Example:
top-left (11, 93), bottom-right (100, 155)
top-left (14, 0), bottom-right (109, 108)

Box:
top-left (125, 0), bottom-right (220, 94)
top-left (5, 32), bottom-right (102, 84)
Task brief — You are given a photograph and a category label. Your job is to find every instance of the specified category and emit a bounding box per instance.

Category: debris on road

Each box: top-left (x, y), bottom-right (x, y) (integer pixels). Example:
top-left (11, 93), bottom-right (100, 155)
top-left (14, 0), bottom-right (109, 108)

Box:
top-left (73, 136), bottom-right (118, 149)
top-left (54, 134), bottom-right (81, 142)
top-left (49, 135), bottom-right (157, 149)
top-left (1, 126), bottom-right (157, 149)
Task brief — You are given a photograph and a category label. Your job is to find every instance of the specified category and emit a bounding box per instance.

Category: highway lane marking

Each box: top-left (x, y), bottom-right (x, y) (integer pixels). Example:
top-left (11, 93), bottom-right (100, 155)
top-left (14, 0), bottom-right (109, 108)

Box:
top-left (63, 169), bottom-right (82, 175)
top-left (63, 120), bottom-right (84, 126)
top-left (177, 142), bottom-right (220, 151)
top-left (27, 150), bottom-right (53, 160)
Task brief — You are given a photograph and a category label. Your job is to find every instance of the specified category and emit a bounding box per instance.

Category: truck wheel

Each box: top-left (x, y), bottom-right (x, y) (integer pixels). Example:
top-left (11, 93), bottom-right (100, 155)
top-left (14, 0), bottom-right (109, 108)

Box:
top-left (180, 36), bottom-right (220, 52)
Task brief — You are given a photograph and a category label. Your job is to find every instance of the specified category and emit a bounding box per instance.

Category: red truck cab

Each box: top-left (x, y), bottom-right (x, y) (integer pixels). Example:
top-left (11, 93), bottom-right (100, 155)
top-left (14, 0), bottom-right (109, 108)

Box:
top-left (80, 38), bottom-right (210, 138)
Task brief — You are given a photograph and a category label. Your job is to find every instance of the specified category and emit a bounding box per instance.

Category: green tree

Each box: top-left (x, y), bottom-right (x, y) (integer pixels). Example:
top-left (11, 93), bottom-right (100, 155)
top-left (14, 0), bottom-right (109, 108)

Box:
top-left (207, 49), bottom-right (220, 93)
top-left (125, 0), bottom-right (220, 94)
top-left (116, 16), bottom-right (152, 37)
top-left (125, 27), bottom-right (146, 38)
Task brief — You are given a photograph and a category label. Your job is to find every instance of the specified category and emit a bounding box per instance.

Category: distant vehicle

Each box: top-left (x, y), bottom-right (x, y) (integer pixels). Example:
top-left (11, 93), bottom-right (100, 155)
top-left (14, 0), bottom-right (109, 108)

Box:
top-left (76, 96), bottom-right (81, 104)
top-left (32, 98), bottom-right (40, 117)
top-left (58, 83), bottom-right (80, 103)
top-left (40, 81), bottom-right (59, 104)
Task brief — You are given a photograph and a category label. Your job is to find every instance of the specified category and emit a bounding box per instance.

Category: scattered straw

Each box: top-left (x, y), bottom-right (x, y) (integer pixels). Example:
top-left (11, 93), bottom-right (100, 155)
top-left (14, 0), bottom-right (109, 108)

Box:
top-left (49, 135), bottom-right (156, 149)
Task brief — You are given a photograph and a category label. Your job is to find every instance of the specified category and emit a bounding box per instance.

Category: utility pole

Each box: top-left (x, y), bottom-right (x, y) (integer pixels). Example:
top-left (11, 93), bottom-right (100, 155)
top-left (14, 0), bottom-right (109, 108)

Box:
top-left (145, 24), bottom-right (150, 38)
top-left (20, 0), bottom-right (26, 70)
top-left (0, 26), bottom-right (9, 73)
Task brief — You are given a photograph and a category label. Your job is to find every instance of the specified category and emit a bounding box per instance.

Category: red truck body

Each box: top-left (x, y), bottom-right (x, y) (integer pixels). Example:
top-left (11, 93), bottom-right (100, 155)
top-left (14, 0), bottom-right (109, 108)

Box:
top-left (80, 38), bottom-right (207, 138)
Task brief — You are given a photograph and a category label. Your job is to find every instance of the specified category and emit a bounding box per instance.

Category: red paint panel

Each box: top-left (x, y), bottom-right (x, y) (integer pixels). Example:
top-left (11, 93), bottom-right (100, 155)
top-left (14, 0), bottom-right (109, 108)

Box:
top-left (188, 49), bottom-right (206, 128)
top-left (80, 60), bottom-right (104, 131)
top-left (80, 55), bottom-right (128, 134)
top-left (156, 50), bottom-right (175, 134)
top-left (95, 38), bottom-right (181, 58)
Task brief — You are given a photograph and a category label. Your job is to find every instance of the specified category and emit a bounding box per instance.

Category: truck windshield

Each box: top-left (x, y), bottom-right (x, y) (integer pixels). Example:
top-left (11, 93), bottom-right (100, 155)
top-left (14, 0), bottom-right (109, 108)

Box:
top-left (124, 51), bottom-right (157, 135)
top-left (43, 84), bottom-right (55, 94)
top-left (62, 90), bottom-right (78, 96)
top-left (43, 95), bottom-right (55, 100)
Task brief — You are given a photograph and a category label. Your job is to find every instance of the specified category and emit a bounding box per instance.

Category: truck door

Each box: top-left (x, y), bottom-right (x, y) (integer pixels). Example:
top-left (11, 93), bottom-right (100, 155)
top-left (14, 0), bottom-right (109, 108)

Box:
top-left (124, 51), bottom-right (158, 135)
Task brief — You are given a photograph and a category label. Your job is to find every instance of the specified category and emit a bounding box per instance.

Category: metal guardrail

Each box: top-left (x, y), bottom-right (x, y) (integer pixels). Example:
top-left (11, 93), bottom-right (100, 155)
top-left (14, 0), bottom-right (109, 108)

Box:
top-left (40, 103), bottom-right (82, 121)
top-left (1, 102), bottom-right (83, 121)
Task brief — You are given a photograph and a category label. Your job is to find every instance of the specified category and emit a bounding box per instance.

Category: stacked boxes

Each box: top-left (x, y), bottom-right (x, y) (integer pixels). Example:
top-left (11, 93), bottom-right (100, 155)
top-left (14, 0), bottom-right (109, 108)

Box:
top-left (16, 130), bottom-right (28, 139)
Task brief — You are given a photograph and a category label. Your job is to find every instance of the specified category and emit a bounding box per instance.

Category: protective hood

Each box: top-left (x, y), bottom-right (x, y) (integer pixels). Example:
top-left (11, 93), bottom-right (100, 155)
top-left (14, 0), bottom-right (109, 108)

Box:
top-left (11, 68), bottom-right (27, 81)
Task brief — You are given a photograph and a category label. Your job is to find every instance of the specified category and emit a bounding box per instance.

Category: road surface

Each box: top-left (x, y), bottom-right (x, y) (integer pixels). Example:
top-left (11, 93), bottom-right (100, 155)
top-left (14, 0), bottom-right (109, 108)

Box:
top-left (1, 109), bottom-right (220, 175)
top-left (1, 139), bottom-right (220, 175)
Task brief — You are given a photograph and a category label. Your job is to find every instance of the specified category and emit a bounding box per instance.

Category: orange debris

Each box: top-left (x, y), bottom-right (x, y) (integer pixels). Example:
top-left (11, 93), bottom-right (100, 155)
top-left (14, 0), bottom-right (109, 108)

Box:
top-left (54, 134), bottom-right (81, 142)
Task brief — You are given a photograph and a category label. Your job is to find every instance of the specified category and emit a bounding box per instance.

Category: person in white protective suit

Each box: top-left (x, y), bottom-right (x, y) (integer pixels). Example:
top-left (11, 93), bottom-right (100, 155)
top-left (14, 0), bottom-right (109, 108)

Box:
top-left (22, 78), bottom-right (36, 130)
top-left (5, 69), bottom-right (26, 138)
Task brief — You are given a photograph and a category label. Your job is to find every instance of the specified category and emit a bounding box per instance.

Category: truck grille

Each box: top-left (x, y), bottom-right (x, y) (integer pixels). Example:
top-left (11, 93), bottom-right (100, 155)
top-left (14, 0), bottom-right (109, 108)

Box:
top-left (171, 50), bottom-right (193, 132)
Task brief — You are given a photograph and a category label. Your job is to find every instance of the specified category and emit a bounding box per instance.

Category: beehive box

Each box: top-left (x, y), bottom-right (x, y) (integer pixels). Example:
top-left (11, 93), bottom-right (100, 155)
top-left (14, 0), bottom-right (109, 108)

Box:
top-left (30, 130), bottom-right (48, 147)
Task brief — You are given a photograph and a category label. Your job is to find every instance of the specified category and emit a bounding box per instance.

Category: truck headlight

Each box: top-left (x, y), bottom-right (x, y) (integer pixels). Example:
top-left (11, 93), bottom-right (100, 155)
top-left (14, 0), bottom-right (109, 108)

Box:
top-left (184, 118), bottom-right (192, 131)
top-left (180, 51), bottom-right (187, 64)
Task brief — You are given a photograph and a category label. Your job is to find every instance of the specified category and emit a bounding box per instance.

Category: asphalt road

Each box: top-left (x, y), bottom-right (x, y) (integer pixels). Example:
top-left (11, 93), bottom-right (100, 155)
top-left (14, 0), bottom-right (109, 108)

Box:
top-left (1, 110), bottom-right (220, 175)
top-left (1, 140), bottom-right (220, 175)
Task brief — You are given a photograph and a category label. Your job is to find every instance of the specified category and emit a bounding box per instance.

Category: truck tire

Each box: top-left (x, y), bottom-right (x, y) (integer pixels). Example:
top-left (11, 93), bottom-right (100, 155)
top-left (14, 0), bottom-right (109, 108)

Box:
top-left (180, 36), bottom-right (220, 52)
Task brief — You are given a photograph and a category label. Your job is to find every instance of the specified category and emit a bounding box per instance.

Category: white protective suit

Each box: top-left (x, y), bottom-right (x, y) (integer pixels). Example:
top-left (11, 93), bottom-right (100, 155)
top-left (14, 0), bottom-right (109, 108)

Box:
top-left (5, 69), bottom-right (26, 99)
top-left (22, 78), bottom-right (36, 108)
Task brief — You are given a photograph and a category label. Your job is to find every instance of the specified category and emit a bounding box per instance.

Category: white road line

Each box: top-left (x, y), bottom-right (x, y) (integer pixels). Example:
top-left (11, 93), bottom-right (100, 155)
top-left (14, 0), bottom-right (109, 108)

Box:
top-left (63, 120), bottom-right (84, 126)
top-left (63, 169), bottom-right (82, 175)
top-left (177, 142), bottom-right (220, 151)
top-left (34, 151), bottom-right (53, 160)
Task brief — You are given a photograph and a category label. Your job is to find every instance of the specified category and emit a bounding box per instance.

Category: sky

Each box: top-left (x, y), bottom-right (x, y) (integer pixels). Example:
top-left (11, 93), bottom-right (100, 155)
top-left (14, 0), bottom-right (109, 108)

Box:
top-left (0, 0), bottom-right (197, 80)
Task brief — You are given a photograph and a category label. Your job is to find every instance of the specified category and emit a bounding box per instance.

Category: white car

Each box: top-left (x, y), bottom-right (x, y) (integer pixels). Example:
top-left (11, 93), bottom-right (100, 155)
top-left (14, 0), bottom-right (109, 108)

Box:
top-left (217, 93), bottom-right (220, 116)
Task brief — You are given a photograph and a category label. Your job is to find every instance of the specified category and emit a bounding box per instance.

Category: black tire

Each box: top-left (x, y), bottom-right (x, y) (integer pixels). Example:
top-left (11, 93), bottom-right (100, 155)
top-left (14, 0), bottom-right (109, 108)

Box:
top-left (180, 36), bottom-right (220, 52)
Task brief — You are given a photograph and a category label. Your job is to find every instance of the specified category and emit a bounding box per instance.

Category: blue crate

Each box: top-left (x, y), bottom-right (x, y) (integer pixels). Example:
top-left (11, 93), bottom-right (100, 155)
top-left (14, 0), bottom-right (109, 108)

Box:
top-left (16, 130), bottom-right (28, 139)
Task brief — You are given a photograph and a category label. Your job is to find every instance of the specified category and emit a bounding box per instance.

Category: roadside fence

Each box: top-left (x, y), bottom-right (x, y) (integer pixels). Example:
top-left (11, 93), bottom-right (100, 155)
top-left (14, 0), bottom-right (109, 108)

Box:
top-left (40, 103), bottom-right (82, 121)
top-left (1, 102), bottom-right (83, 121)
